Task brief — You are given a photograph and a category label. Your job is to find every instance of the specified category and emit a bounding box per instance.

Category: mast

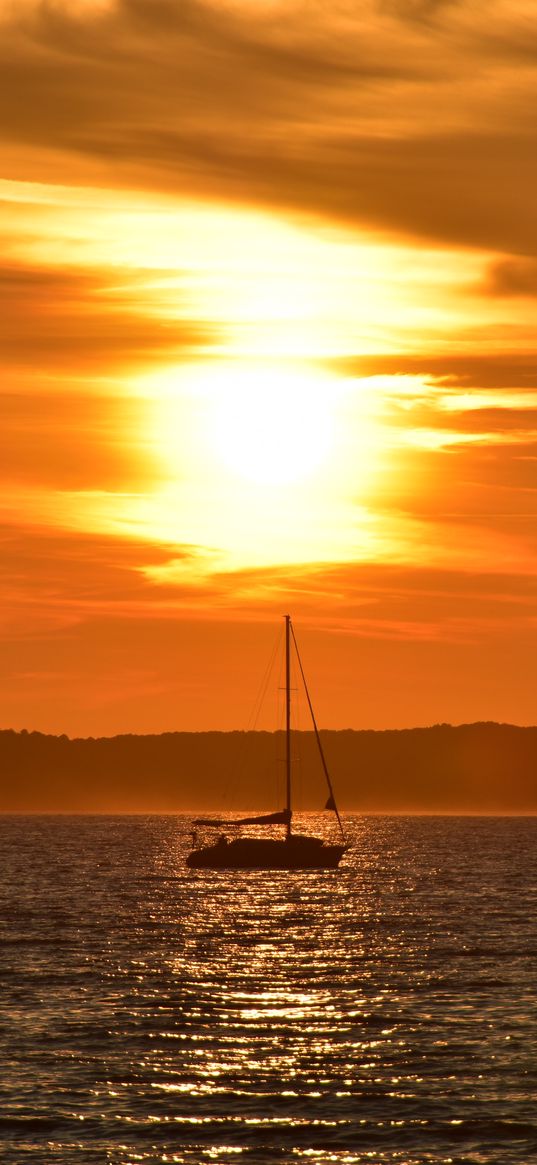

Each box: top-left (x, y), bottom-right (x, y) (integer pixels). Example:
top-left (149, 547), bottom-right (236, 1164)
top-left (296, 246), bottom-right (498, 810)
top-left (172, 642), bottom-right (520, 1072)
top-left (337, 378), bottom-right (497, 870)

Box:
top-left (285, 614), bottom-right (292, 838)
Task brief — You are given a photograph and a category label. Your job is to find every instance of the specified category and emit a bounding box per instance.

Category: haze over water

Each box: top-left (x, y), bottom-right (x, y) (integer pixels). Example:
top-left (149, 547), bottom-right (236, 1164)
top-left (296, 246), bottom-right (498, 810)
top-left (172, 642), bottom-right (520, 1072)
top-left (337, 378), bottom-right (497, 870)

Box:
top-left (2, 814), bottom-right (537, 1164)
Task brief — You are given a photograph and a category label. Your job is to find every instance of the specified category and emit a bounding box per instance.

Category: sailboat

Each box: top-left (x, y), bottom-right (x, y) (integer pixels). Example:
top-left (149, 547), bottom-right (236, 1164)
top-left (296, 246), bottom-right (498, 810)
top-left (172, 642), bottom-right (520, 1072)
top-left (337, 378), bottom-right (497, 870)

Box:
top-left (186, 616), bottom-right (348, 869)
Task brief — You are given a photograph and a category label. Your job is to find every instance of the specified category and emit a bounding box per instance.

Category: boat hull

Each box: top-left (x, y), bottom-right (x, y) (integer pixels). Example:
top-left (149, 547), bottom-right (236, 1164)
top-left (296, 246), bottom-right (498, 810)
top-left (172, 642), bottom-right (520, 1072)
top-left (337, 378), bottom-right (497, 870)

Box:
top-left (186, 835), bottom-right (348, 870)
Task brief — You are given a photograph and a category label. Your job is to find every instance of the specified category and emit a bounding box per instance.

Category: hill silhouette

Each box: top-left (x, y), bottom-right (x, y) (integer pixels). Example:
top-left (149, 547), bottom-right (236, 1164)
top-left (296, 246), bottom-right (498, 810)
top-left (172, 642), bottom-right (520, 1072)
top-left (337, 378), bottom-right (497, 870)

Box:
top-left (1, 723), bottom-right (536, 813)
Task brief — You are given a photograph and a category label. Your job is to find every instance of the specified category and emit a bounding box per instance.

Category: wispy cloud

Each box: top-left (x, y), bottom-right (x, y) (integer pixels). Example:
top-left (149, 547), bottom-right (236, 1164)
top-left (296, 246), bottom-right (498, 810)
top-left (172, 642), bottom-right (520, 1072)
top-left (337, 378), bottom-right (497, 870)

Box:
top-left (0, 259), bottom-right (214, 371)
top-left (2, 523), bottom-right (537, 733)
top-left (485, 258), bottom-right (537, 298)
top-left (1, 1), bottom-right (536, 255)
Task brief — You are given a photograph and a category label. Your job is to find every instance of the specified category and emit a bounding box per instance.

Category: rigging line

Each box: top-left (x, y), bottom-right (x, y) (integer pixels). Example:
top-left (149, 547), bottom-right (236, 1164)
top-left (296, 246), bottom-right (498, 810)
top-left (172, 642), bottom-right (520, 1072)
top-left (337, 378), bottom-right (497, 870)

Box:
top-left (220, 623), bottom-right (283, 812)
top-left (248, 622), bottom-right (283, 731)
top-left (243, 622), bottom-right (284, 811)
top-left (290, 622), bottom-right (346, 844)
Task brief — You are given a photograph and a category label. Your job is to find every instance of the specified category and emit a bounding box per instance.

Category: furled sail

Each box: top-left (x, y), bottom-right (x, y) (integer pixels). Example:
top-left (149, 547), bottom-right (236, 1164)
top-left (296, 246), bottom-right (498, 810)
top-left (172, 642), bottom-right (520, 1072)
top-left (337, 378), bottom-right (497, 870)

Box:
top-left (193, 809), bottom-right (291, 828)
top-left (234, 809), bottom-right (292, 827)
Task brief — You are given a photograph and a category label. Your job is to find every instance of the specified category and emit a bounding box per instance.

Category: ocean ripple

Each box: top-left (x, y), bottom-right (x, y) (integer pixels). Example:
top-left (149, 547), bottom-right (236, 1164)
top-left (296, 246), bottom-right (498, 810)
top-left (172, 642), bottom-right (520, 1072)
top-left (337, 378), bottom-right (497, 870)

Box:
top-left (1, 815), bottom-right (537, 1164)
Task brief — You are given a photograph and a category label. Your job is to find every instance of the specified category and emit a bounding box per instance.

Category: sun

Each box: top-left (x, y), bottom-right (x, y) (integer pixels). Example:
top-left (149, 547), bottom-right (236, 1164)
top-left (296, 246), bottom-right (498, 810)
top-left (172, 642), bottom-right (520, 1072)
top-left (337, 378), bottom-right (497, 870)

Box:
top-left (204, 364), bottom-right (335, 486)
top-left (115, 361), bottom-right (392, 571)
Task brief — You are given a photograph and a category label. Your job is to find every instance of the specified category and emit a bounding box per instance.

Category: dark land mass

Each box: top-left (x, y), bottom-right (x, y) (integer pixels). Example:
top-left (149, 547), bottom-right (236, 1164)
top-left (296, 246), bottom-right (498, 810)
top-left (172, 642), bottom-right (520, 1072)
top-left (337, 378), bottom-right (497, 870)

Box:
top-left (0, 723), bottom-right (536, 813)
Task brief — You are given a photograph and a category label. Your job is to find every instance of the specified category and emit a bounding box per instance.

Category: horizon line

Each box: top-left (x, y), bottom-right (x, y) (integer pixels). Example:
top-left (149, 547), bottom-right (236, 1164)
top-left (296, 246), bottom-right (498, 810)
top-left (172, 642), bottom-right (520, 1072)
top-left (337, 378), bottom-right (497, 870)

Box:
top-left (2, 719), bottom-right (537, 742)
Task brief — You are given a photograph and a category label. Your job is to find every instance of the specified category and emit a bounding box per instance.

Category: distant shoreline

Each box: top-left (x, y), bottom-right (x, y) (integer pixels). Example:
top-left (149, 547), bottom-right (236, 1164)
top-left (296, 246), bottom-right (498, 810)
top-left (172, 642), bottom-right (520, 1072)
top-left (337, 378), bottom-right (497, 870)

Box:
top-left (3, 721), bottom-right (536, 742)
top-left (2, 723), bottom-right (536, 814)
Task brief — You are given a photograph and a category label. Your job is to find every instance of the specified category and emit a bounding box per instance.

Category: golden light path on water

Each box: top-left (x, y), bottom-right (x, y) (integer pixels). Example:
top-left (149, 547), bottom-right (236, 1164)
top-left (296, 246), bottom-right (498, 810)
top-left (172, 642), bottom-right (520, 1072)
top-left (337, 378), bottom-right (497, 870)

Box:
top-left (2, 815), bottom-right (536, 1164)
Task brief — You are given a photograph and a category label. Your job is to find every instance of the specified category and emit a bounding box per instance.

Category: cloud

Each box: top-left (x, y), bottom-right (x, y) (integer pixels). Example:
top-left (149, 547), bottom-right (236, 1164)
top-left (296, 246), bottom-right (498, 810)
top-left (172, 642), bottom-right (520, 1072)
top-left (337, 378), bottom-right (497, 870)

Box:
top-left (0, 523), bottom-right (198, 634)
top-left (0, 260), bottom-right (213, 371)
top-left (1, 1), bottom-right (537, 254)
top-left (0, 389), bottom-right (166, 490)
top-left (337, 353), bottom-right (537, 389)
top-left (1, 513), bottom-right (537, 733)
top-left (3, 513), bottom-right (535, 640)
top-left (486, 257), bottom-right (537, 297)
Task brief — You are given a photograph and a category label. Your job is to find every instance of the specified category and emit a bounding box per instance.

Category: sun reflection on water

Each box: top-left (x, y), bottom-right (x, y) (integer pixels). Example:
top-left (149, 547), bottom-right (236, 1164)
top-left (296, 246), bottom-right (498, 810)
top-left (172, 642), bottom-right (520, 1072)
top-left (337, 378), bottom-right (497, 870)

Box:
top-left (1, 815), bottom-right (537, 1163)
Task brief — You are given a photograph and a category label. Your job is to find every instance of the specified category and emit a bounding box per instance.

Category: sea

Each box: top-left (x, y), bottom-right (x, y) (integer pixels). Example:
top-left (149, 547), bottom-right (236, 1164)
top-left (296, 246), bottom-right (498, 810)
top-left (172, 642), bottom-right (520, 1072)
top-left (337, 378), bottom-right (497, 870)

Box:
top-left (1, 815), bottom-right (537, 1165)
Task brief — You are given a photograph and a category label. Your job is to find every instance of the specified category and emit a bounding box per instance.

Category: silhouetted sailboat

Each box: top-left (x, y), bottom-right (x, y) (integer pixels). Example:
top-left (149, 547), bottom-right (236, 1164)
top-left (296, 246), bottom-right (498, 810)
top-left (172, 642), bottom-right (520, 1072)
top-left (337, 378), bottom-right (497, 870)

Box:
top-left (186, 616), bottom-right (348, 869)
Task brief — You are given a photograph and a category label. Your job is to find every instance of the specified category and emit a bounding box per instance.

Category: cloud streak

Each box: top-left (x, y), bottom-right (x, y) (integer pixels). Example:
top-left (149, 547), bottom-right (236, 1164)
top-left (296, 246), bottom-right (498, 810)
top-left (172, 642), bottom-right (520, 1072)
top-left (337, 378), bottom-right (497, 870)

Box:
top-left (2, 522), bottom-right (537, 733)
top-left (0, 260), bottom-right (213, 371)
top-left (1, 0), bottom-right (537, 255)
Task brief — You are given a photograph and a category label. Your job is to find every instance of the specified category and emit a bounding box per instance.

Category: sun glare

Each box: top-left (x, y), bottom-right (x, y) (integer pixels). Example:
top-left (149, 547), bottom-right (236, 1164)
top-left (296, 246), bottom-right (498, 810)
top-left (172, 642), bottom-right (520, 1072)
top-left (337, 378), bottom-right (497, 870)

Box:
top-left (124, 362), bottom-right (400, 571)
top-left (204, 365), bottom-right (335, 485)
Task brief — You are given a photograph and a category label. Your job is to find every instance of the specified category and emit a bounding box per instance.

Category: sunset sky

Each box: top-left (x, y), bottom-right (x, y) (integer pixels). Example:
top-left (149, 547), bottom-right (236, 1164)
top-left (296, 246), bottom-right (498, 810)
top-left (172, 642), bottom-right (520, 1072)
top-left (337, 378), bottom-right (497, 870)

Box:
top-left (2, 0), bottom-right (537, 736)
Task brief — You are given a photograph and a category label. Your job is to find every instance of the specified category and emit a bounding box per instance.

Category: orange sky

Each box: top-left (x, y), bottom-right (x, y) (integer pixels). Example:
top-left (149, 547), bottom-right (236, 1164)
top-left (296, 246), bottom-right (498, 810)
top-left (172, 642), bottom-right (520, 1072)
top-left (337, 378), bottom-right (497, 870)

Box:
top-left (2, 0), bottom-right (537, 735)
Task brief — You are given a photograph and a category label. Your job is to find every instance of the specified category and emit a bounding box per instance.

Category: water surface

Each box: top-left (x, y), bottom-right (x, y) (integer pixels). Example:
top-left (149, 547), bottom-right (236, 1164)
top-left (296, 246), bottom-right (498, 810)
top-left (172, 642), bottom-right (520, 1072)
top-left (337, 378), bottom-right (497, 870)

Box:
top-left (1, 815), bottom-right (537, 1163)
